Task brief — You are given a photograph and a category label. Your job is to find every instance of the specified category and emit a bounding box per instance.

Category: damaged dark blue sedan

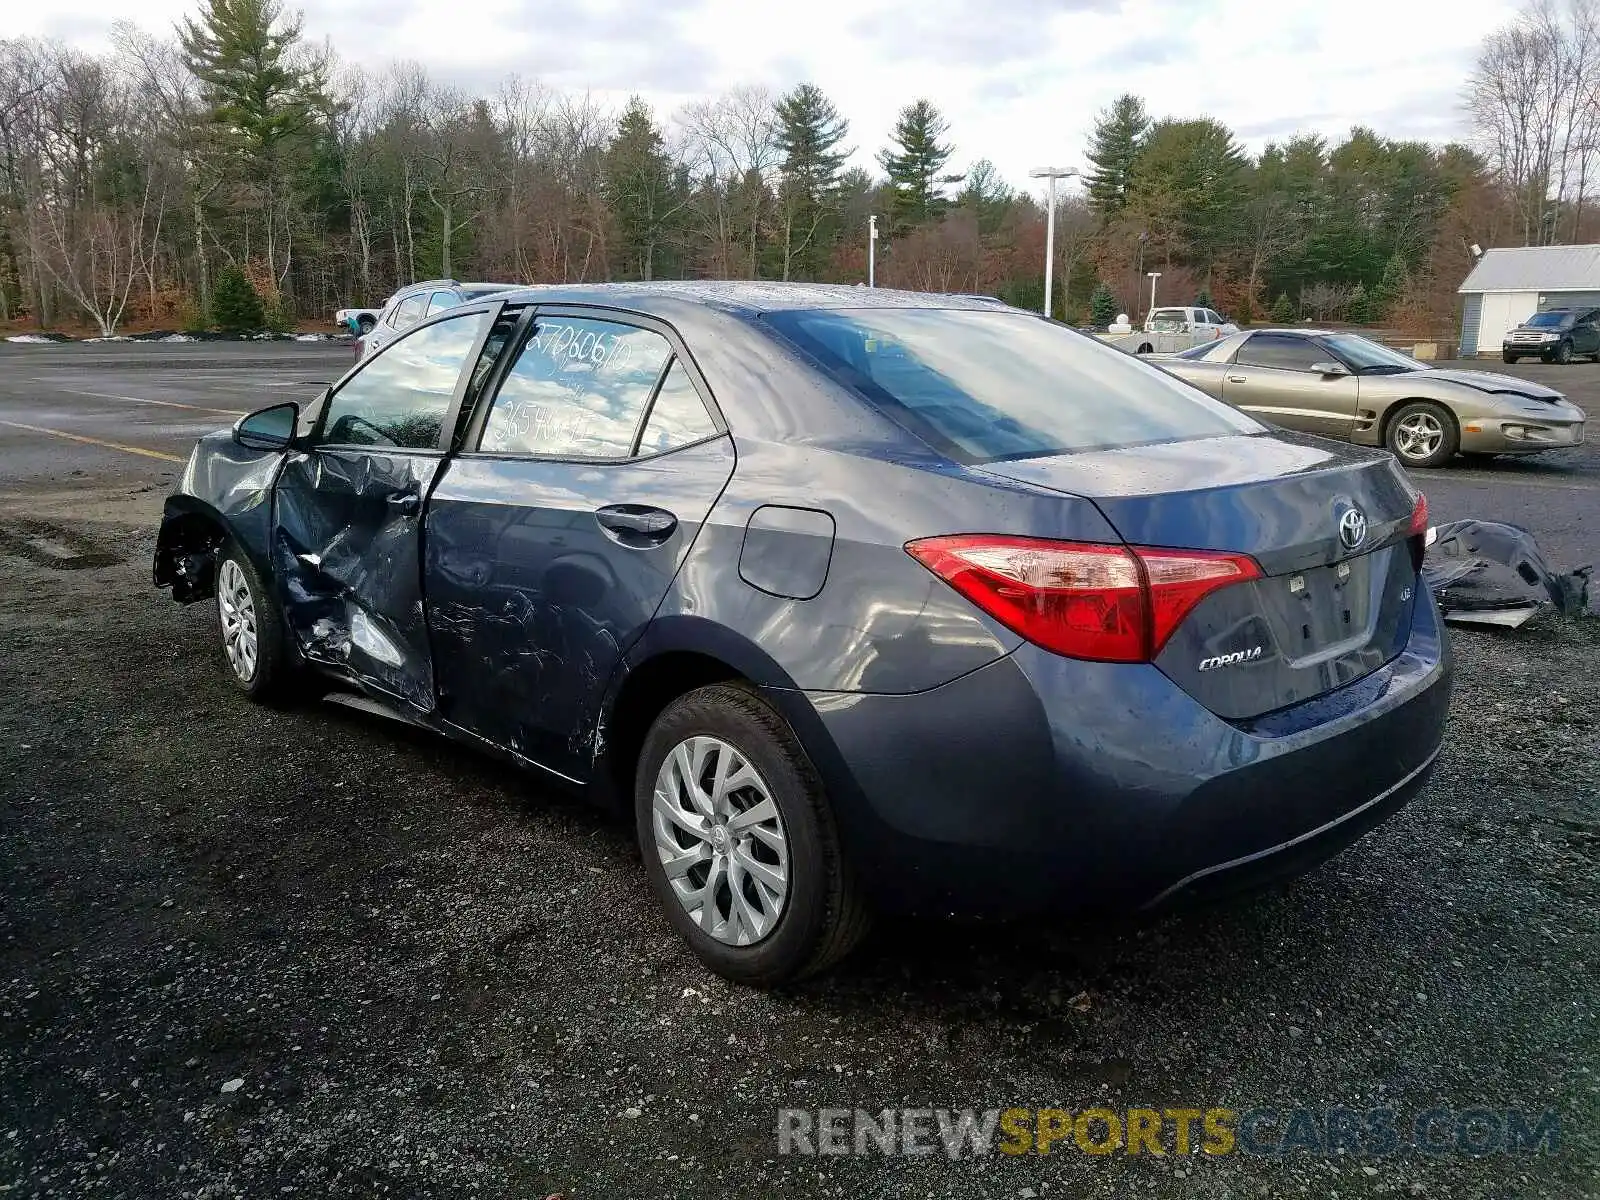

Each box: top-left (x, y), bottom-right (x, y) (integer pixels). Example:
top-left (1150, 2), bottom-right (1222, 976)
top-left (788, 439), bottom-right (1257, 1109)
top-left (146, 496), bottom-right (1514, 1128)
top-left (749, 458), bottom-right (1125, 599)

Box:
top-left (154, 282), bottom-right (1453, 985)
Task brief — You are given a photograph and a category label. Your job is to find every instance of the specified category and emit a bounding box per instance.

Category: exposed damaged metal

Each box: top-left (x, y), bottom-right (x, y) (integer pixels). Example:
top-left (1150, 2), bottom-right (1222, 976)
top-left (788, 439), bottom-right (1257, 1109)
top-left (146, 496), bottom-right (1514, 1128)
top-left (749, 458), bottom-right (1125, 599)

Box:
top-left (1423, 519), bottom-right (1593, 628)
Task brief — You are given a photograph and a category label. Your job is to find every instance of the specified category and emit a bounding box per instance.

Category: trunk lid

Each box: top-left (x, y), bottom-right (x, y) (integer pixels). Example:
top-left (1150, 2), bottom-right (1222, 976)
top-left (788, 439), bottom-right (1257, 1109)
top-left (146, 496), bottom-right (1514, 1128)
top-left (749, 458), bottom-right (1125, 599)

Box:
top-left (976, 432), bottom-right (1423, 720)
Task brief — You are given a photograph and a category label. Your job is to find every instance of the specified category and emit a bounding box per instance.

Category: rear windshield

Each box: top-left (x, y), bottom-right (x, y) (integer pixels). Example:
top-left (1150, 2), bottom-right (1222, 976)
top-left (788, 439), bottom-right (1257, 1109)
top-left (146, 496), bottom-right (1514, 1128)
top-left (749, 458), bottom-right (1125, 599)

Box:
top-left (762, 308), bottom-right (1260, 463)
top-left (1524, 311), bottom-right (1569, 328)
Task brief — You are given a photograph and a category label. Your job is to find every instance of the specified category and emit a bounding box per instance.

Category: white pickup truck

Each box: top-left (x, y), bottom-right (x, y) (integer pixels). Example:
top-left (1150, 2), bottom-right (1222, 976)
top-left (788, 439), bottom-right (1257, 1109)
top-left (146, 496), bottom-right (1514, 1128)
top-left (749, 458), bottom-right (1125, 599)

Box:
top-left (333, 305), bottom-right (384, 334)
top-left (1097, 306), bottom-right (1240, 356)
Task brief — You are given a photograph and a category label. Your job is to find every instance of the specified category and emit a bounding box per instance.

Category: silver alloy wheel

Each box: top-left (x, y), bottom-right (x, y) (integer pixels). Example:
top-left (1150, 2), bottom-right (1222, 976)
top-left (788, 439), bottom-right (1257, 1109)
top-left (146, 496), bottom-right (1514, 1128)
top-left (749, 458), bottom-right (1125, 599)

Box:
top-left (651, 735), bottom-right (790, 946)
top-left (217, 558), bottom-right (259, 683)
top-left (1393, 411), bottom-right (1444, 462)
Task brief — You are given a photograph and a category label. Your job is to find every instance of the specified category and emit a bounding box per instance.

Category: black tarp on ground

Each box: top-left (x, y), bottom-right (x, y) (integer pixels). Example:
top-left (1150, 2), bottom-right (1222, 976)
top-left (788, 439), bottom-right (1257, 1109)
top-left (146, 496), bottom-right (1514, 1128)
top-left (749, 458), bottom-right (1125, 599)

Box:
top-left (1423, 519), bottom-right (1592, 620)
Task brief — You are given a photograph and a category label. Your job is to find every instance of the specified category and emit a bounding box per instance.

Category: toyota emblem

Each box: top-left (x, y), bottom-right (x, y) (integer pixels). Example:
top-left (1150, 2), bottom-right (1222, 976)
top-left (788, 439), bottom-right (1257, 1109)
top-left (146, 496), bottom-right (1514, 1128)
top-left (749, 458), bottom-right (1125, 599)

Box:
top-left (1338, 506), bottom-right (1368, 551)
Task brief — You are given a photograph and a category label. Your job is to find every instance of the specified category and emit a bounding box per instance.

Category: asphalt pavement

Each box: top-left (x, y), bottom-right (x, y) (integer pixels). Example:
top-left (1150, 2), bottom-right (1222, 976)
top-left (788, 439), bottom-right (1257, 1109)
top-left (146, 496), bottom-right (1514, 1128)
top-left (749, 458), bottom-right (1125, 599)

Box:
top-left (0, 341), bottom-right (1595, 1199)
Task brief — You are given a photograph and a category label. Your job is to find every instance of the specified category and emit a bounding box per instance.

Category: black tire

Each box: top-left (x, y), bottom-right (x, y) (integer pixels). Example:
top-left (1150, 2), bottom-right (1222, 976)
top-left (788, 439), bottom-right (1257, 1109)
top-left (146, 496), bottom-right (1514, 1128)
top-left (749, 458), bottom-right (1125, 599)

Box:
top-left (634, 684), bottom-right (870, 986)
top-left (1555, 339), bottom-right (1573, 364)
top-left (1502, 351), bottom-right (1518, 364)
top-left (1136, 343), bottom-right (1153, 355)
top-left (214, 543), bottom-right (295, 703)
top-left (1385, 400), bottom-right (1459, 469)
top-left (356, 314), bottom-right (376, 334)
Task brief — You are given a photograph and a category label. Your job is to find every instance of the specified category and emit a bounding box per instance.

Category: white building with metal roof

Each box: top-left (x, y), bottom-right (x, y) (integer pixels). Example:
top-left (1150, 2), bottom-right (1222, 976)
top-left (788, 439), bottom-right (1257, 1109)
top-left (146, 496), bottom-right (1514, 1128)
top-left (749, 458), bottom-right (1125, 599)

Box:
top-left (1457, 244), bottom-right (1600, 356)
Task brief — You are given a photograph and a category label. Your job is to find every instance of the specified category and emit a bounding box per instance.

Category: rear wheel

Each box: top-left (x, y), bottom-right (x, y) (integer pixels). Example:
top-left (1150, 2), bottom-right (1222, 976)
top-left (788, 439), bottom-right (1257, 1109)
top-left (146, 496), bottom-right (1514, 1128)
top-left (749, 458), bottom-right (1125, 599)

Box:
top-left (1136, 342), bottom-right (1153, 355)
top-left (635, 684), bottom-right (869, 986)
top-left (356, 314), bottom-right (376, 334)
top-left (1385, 401), bottom-right (1458, 469)
top-left (215, 545), bottom-right (293, 702)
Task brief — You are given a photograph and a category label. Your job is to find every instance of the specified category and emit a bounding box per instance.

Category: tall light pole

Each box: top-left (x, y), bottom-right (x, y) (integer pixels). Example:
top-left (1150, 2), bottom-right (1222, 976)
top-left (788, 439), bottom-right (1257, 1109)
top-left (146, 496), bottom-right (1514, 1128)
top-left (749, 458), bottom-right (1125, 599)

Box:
top-left (1028, 166), bottom-right (1079, 318)
top-left (868, 215), bottom-right (878, 288)
top-left (1147, 270), bottom-right (1162, 316)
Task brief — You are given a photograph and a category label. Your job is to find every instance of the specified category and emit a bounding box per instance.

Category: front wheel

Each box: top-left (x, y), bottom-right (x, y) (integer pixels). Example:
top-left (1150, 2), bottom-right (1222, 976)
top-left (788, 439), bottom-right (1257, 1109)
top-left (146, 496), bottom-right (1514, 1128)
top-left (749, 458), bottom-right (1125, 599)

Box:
top-left (1502, 351), bottom-right (1518, 363)
top-left (635, 684), bottom-right (870, 986)
top-left (1555, 339), bottom-right (1573, 364)
top-left (1386, 401), bottom-right (1459, 469)
top-left (215, 545), bottom-right (294, 702)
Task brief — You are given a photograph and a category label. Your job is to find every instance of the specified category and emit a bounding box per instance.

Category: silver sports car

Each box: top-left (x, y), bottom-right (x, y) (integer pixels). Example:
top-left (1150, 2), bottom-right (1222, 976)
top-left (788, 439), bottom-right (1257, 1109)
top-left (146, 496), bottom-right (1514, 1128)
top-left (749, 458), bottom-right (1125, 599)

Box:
top-left (1161, 329), bottom-right (1587, 468)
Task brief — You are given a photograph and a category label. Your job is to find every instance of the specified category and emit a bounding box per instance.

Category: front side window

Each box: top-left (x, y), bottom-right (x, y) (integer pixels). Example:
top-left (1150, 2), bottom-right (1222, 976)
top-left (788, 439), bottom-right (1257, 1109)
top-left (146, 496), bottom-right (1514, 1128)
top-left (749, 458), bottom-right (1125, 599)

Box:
top-left (763, 308), bottom-right (1260, 464)
top-left (479, 316), bottom-right (674, 458)
top-left (1317, 333), bottom-right (1425, 375)
top-left (1234, 333), bottom-right (1328, 372)
top-left (1206, 309), bottom-right (1226, 325)
top-left (318, 311), bottom-right (490, 449)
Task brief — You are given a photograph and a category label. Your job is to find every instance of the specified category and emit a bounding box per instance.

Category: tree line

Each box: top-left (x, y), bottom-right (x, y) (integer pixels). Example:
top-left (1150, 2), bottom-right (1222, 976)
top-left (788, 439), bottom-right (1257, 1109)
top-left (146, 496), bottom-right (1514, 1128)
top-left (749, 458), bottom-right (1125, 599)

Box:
top-left (0, 0), bottom-right (1586, 336)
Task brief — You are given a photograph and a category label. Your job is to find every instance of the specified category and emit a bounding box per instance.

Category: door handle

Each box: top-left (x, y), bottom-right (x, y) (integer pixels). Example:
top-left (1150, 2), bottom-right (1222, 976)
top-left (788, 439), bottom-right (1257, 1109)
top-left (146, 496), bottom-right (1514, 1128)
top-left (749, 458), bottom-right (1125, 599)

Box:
top-left (387, 492), bottom-right (420, 515)
top-left (596, 505), bottom-right (677, 540)
top-left (1227, 375), bottom-right (1248, 383)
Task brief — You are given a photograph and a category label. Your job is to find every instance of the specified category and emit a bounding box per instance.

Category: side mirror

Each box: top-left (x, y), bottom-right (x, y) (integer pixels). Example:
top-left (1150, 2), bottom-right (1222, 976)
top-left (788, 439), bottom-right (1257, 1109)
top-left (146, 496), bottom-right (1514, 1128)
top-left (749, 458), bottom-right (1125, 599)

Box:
top-left (233, 401), bottom-right (300, 451)
top-left (1310, 361), bottom-right (1349, 377)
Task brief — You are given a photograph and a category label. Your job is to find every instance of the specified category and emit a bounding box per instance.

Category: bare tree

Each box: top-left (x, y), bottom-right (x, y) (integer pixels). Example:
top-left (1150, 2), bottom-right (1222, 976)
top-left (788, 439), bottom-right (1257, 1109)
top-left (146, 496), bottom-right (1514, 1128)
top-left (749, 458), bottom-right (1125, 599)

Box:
top-left (678, 86), bottom-right (779, 278)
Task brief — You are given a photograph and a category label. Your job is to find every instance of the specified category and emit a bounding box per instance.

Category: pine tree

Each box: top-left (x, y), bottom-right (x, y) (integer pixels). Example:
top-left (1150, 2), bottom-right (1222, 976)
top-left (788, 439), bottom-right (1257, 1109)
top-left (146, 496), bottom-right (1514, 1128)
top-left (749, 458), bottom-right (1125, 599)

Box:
top-left (179, 0), bottom-right (328, 161)
top-left (1347, 281), bottom-right (1370, 324)
top-left (212, 266), bottom-right (265, 334)
top-left (774, 84), bottom-right (851, 279)
top-left (1089, 282), bottom-right (1118, 327)
top-left (957, 159), bottom-right (1012, 235)
top-left (1085, 94), bottom-right (1150, 218)
top-left (1195, 286), bottom-right (1213, 309)
top-left (776, 84), bottom-right (850, 204)
top-left (877, 100), bottom-right (958, 234)
top-left (1371, 251), bottom-right (1408, 321)
top-left (1271, 292), bottom-right (1295, 323)
top-left (603, 97), bottom-right (686, 281)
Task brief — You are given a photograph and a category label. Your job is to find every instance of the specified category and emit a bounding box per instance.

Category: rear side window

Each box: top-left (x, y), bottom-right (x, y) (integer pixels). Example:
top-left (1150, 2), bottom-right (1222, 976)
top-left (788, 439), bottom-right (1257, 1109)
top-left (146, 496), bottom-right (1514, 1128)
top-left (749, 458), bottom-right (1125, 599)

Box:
top-left (319, 311), bottom-right (489, 449)
top-left (1235, 332), bottom-right (1327, 371)
top-left (638, 358), bottom-right (717, 454)
top-left (391, 294), bottom-right (427, 328)
top-left (479, 316), bottom-right (674, 458)
top-left (763, 308), bottom-right (1259, 464)
top-left (426, 290), bottom-right (460, 315)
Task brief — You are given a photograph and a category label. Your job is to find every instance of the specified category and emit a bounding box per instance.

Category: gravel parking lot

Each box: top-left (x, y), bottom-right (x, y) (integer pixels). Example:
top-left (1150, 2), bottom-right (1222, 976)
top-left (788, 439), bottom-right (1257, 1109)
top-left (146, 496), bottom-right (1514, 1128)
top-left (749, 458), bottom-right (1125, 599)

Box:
top-left (0, 342), bottom-right (1595, 1199)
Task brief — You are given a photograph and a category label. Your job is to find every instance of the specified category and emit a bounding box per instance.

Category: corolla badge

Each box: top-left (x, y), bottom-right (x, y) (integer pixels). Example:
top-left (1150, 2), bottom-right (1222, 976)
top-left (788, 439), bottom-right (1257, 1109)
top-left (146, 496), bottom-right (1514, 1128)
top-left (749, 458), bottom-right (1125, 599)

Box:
top-left (1337, 505), bottom-right (1368, 552)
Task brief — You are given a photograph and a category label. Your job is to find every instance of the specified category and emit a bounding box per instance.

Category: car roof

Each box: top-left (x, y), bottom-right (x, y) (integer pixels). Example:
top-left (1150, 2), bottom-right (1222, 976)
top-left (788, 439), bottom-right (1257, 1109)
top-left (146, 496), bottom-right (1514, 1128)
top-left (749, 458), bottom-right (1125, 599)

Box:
top-left (477, 280), bottom-right (1020, 317)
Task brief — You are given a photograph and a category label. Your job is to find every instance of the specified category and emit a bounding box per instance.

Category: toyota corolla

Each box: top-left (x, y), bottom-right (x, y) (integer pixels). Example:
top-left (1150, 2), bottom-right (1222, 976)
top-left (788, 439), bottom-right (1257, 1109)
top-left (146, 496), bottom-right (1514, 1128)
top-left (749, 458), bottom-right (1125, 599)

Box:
top-left (153, 283), bottom-right (1453, 986)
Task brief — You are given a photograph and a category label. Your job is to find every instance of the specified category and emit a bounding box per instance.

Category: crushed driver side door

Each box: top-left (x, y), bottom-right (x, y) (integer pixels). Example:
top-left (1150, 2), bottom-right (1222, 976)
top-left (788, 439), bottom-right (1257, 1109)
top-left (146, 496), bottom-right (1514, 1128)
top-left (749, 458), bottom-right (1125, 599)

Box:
top-left (271, 305), bottom-right (498, 711)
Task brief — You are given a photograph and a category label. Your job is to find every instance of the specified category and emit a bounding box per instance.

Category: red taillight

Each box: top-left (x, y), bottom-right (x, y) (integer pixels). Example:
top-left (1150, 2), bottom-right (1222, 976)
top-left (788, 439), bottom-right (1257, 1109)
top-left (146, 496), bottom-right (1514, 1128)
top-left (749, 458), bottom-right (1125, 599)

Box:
top-left (1408, 491), bottom-right (1429, 536)
top-left (1407, 492), bottom-right (1430, 570)
top-left (905, 535), bottom-right (1261, 663)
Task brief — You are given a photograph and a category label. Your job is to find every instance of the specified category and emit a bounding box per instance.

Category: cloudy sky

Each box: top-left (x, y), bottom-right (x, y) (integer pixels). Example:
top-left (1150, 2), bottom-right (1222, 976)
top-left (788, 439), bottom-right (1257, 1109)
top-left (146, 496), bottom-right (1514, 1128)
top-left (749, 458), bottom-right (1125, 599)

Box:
top-left (18, 0), bottom-right (1520, 199)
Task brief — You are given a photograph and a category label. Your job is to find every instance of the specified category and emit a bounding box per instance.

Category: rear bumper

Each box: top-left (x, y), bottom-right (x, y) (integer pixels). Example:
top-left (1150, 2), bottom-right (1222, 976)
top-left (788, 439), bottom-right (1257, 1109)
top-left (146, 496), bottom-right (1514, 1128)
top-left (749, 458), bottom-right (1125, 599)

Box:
top-left (781, 585), bottom-right (1453, 918)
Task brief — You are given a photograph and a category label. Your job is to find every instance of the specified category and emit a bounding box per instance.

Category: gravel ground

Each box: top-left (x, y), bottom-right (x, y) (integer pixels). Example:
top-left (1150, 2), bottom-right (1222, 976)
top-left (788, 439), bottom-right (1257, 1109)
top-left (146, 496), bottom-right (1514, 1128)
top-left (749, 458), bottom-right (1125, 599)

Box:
top-left (0, 513), bottom-right (1596, 1200)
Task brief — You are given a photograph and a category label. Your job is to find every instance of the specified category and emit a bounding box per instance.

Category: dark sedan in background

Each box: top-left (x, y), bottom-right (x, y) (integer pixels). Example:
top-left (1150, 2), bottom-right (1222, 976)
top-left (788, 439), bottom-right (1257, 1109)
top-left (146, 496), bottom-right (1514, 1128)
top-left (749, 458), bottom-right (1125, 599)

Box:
top-left (153, 285), bottom-right (1452, 986)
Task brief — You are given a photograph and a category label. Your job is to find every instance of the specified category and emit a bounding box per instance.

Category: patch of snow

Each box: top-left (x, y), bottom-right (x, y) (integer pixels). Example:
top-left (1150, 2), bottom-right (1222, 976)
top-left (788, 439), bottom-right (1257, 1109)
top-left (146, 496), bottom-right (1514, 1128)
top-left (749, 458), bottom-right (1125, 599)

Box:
top-left (5, 334), bottom-right (55, 344)
top-left (85, 335), bottom-right (134, 343)
top-left (294, 333), bottom-right (325, 342)
top-left (161, 333), bottom-right (198, 343)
